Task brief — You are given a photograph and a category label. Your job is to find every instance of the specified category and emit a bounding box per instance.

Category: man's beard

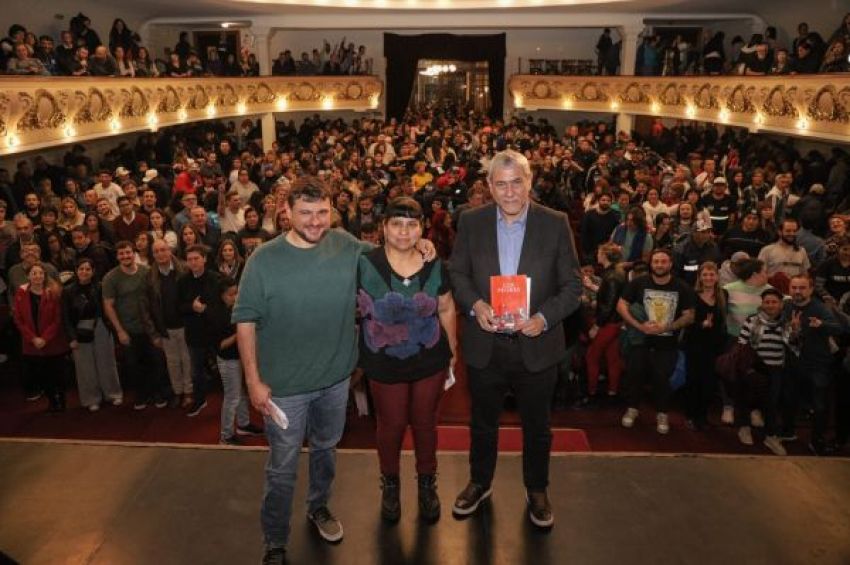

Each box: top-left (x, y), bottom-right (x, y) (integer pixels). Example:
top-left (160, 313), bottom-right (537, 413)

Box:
top-left (292, 224), bottom-right (328, 244)
top-left (781, 235), bottom-right (797, 246)
top-left (651, 266), bottom-right (672, 278)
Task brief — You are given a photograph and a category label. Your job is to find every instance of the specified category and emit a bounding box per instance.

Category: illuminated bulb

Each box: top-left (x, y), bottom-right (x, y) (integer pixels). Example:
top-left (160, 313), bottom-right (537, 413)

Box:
top-left (63, 126), bottom-right (77, 138)
top-left (514, 95), bottom-right (524, 108)
top-left (370, 95), bottom-right (379, 109)
top-left (178, 109), bottom-right (188, 121)
top-left (206, 105), bottom-right (217, 117)
top-left (236, 102), bottom-right (247, 114)
top-left (449, 64), bottom-right (456, 72)
top-left (610, 100), bottom-right (620, 111)
top-left (797, 118), bottom-right (809, 130)
top-left (7, 134), bottom-right (19, 147)
top-left (650, 102), bottom-right (660, 114)
top-left (562, 97), bottom-right (573, 109)
top-left (685, 105), bottom-right (696, 118)
top-left (110, 119), bottom-right (121, 132)
top-left (753, 113), bottom-right (765, 127)
top-left (719, 109), bottom-right (730, 123)
top-left (322, 97), bottom-right (333, 110)
top-left (147, 113), bottom-right (158, 127)
top-left (276, 97), bottom-right (288, 111)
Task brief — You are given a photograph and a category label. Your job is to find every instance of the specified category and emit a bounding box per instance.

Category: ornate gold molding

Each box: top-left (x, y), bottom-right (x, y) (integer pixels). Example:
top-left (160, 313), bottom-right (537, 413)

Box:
top-left (509, 74), bottom-right (850, 143)
top-left (0, 76), bottom-right (383, 155)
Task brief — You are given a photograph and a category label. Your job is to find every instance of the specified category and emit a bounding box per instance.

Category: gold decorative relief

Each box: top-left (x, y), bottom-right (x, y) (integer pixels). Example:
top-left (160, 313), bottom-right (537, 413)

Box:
top-left (762, 86), bottom-right (798, 118)
top-left (807, 86), bottom-right (849, 123)
top-left (292, 82), bottom-right (319, 101)
top-left (120, 86), bottom-right (149, 118)
top-left (16, 90), bottom-right (66, 131)
top-left (157, 86), bottom-right (181, 113)
top-left (248, 82), bottom-right (275, 104)
top-left (619, 82), bottom-right (649, 104)
top-left (74, 88), bottom-right (112, 124)
top-left (726, 85), bottom-right (755, 114)
top-left (693, 84), bottom-right (720, 110)
top-left (574, 82), bottom-right (609, 103)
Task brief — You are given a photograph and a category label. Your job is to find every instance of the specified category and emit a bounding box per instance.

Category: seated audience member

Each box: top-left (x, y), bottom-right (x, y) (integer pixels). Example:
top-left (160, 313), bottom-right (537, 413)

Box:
top-left (89, 45), bottom-right (119, 77)
top-left (743, 43), bottom-right (772, 75)
top-left (6, 42), bottom-right (50, 75)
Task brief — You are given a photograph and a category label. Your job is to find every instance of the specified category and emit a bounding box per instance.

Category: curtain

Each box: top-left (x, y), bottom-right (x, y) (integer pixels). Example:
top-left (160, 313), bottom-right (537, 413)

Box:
top-left (383, 33), bottom-right (506, 120)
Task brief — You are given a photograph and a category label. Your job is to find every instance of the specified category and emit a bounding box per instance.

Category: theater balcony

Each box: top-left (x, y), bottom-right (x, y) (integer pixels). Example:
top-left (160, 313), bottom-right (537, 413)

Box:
top-left (0, 75), bottom-right (383, 156)
top-left (508, 73), bottom-right (850, 143)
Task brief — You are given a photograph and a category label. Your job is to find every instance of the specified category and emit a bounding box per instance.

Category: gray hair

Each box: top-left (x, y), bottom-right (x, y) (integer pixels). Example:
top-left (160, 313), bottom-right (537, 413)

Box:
top-left (487, 149), bottom-right (532, 184)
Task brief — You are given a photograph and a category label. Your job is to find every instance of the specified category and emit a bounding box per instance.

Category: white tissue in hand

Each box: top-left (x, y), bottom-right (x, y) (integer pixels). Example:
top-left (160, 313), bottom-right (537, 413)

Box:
top-left (267, 400), bottom-right (289, 429)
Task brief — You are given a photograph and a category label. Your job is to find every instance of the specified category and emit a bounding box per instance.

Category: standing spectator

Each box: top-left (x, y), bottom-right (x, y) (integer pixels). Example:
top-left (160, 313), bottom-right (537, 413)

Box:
top-left (585, 243), bottom-right (626, 400)
top-left (737, 289), bottom-right (792, 455)
top-left (63, 258), bottom-right (123, 412)
top-left (75, 15), bottom-right (102, 54)
top-left (12, 262), bottom-right (68, 412)
top-left (683, 262), bottom-right (727, 431)
top-left (720, 209), bottom-right (772, 259)
top-left (215, 239), bottom-right (244, 283)
top-left (580, 192), bottom-right (620, 261)
top-left (102, 241), bottom-right (166, 410)
top-left (174, 32), bottom-right (192, 61)
top-left (595, 28), bottom-right (613, 75)
top-left (207, 276), bottom-right (262, 444)
top-left (699, 177), bottom-right (737, 235)
top-left (610, 206), bottom-right (653, 268)
top-left (148, 239), bottom-right (193, 408)
top-left (55, 31), bottom-right (76, 75)
top-left (177, 244), bottom-right (222, 417)
top-left (673, 217), bottom-right (722, 286)
top-left (618, 248), bottom-right (696, 434)
top-left (816, 238), bottom-right (850, 306)
top-left (785, 275), bottom-right (844, 455)
top-left (112, 196), bottom-right (149, 244)
top-left (108, 19), bottom-right (139, 54)
top-left (702, 32), bottom-right (725, 75)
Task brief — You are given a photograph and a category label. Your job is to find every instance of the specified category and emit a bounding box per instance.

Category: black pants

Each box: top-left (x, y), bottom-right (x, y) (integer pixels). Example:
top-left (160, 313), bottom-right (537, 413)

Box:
top-left (468, 336), bottom-right (557, 492)
top-left (22, 354), bottom-right (66, 403)
top-left (836, 360), bottom-right (850, 445)
top-left (623, 346), bottom-right (676, 413)
top-left (685, 347), bottom-right (719, 425)
top-left (119, 333), bottom-right (168, 404)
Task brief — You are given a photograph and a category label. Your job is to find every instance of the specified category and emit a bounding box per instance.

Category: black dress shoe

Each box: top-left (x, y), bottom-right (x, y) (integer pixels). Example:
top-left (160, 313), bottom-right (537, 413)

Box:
top-left (526, 490), bottom-right (554, 528)
top-left (452, 482), bottom-right (492, 517)
top-left (261, 546), bottom-right (286, 565)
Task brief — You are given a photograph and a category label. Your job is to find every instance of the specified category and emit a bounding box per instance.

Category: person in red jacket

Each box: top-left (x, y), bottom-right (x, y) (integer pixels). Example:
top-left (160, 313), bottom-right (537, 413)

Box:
top-left (12, 261), bottom-right (70, 411)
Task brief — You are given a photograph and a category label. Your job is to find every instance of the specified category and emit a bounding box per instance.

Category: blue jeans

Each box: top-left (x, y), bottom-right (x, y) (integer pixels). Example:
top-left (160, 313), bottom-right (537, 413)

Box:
top-left (261, 377), bottom-right (349, 548)
top-left (217, 357), bottom-right (249, 440)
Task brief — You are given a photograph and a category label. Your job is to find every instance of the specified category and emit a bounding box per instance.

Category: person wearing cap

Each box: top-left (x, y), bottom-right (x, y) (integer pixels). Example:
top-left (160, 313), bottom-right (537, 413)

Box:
top-left (699, 177), bottom-right (737, 236)
top-left (720, 208), bottom-right (773, 259)
top-left (114, 166), bottom-right (132, 187)
top-left (142, 168), bottom-right (158, 186)
top-left (736, 288), bottom-right (793, 455)
top-left (355, 197), bottom-right (457, 524)
top-left (673, 215), bottom-right (722, 286)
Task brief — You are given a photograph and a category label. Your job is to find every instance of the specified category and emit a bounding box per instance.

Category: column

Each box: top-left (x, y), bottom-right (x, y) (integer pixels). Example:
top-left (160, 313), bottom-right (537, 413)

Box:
top-left (616, 113), bottom-right (634, 137)
top-left (615, 23), bottom-right (642, 137)
top-left (261, 113), bottom-right (276, 152)
top-left (251, 27), bottom-right (274, 76)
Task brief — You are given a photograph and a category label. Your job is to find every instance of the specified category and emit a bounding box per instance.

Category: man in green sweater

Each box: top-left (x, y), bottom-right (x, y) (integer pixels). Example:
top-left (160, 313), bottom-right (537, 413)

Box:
top-left (234, 176), bottom-right (433, 562)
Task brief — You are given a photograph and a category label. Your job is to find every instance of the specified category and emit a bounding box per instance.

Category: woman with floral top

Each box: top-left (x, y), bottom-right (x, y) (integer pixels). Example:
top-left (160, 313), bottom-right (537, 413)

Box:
top-left (356, 197), bottom-right (457, 524)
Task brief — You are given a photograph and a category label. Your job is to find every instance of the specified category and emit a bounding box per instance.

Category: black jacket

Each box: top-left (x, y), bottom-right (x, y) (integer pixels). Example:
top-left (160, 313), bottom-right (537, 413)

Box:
top-left (177, 269), bottom-right (223, 346)
top-left (595, 266), bottom-right (626, 325)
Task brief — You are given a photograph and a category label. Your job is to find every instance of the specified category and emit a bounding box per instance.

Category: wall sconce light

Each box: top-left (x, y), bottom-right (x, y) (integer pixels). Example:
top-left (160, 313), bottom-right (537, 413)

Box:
top-left (178, 109), bottom-right (188, 121)
top-left (718, 109), bottom-right (730, 123)
top-left (650, 102), bottom-right (661, 114)
top-left (562, 97), bottom-right (573, 109)
top-left (753, 113), bottom-right (765, 127)
top-left (206, 105), bottom-right (217, 118)
top-left (110, 119), bottom-right (121, 132)
top-left (7, 134), bottom-right (19, 147)
top-left (685, 105), bottom-right (696, 119)
top-left (63, 126), bottom-right (77, 138)
top-left (147, 113), bottom-right (159, 128)
top-left (276, 97), bottom-right (288, 111)
top-left (514, 95), bottom-right (524, 108)
top-left (796, 118), bottom-right (809, 130)
top-left (322, 96), bottom-right (334, 110)
top-left (610, 100), bottom-right (620, 111)
top-left (236, 102), bottom-right (247, 115)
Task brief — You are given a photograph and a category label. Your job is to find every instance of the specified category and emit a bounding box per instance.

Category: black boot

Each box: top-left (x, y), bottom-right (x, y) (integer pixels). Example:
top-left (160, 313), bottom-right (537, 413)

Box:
top-left (380, 475), bottom-right (401, 522)
top-left (417, 474), bottom-right (440, 523)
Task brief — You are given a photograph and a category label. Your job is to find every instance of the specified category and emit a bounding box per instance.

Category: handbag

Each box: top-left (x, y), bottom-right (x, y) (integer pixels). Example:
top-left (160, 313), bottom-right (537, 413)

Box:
top-left (715, 341), bottom-right (757, 383)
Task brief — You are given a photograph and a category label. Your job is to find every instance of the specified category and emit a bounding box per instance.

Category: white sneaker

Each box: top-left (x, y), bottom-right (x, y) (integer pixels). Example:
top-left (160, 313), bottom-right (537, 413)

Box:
top-left (738, 426), bottom-right (754, 446)
top-left (87, 404), bottom-right (100, 413)
top-left (764, 435), bottom-right (787, 456)
top-left (750, 410), bottom-right (765, 428)
top-left (656, 412), bottom-right (670, 435)
top-left (0, 353), bottom-right (8, 364)
top-left (721, 406), bottom-right (734, 426)
top-left (621, 408), bottom-right (639, 428)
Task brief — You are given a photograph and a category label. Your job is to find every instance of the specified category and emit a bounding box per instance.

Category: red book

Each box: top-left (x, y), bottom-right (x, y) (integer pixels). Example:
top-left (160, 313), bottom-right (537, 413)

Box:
top-left (490, 275), bottom-right (531, 332)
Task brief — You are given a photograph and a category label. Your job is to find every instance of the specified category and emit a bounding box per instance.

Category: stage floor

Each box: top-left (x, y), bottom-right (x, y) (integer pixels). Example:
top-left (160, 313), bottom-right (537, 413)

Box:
top-left (1, 440), bottom-right (849, 565)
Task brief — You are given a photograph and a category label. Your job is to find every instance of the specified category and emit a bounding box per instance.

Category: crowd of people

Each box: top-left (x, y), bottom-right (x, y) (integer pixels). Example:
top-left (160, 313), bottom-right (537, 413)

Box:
top-left (0, 106), bottom-right (849, 458)
top-left (0, 16), bottom-right (260, 77)
top-left (271, 37), bottom-right (371, 76)
top-left (636, 15), bottom-right (850, 75)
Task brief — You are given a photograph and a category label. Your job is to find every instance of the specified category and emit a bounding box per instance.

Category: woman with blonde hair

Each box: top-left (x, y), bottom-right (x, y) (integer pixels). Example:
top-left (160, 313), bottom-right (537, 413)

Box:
top-left (58, 197), bottom-right (85, 231)
top-left (683, 261), bottom-right (727, 430)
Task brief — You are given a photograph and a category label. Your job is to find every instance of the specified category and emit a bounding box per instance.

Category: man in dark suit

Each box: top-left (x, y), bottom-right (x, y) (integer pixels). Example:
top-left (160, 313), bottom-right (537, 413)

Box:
top-left (449, 149), bottom-right (582, 528)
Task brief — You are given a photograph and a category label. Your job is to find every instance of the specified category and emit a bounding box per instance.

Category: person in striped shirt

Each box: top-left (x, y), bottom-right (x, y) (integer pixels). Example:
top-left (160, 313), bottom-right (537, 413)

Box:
top-left (736, 288), bottom-right (791, 455)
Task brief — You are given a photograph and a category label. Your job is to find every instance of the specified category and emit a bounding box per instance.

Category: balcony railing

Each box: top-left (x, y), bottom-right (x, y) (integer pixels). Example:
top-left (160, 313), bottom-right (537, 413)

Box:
top-left (0, 75), bottom-right (383, 155)
top-left (508, 74), bottom-right (850, 143)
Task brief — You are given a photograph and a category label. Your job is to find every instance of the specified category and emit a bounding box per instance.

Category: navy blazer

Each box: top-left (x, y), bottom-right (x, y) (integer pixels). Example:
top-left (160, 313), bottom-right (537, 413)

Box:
top-left (449, 202), bottom-right (582, 372)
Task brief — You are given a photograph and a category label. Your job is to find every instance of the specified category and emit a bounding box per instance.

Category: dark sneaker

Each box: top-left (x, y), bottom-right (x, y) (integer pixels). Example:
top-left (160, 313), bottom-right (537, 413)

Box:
top-left (236, 423), bottom-right (265, 436)
top-left (154, 397), bottom-right (168, 409)
top-left (187, 400), bottom-right (208, 418)
top-left (133, 400), bottom-right (148, 411)
top-left (308, 506), bottom-right (343, 542)
top-left (261, 546), bottom-right (286, 565)
top-left (220, 436), bottom-right (241, 446)
top-left (452, 482), bottom-right (492, 517)
top-left (417, 474), bottom-right (440, 522)
top-left (380, 475), bottom-right (401, 522)
top-left (25, 390), bottom-right (44, 402)
top-left (526, 490), bottom-right (554, 528)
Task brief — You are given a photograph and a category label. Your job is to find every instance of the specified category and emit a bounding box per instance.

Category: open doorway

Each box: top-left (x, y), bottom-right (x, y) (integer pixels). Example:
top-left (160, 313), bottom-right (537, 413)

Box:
top-left (409, 59), bottom-right (490, 115)
top-left (194, 31), bottom-right (240, 67)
